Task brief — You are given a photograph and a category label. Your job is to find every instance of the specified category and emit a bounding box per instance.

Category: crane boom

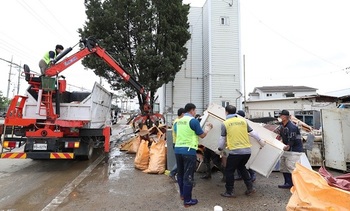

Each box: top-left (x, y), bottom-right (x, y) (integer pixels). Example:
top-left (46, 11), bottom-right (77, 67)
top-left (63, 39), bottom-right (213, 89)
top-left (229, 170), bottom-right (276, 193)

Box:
top-left (45, 37), bottom-right (146, 98)
top-left (19, 36), bottom-right (164, 129)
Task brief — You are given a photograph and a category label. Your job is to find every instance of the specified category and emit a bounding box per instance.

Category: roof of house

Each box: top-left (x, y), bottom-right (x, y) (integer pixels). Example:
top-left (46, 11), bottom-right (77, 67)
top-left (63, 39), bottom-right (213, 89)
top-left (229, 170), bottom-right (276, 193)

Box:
top-left (253, 86), bottom-right (317, 93)
top-left (246, 94), bottom-right (338, 103)
top-left (324, 88), bottom-right (350, 98)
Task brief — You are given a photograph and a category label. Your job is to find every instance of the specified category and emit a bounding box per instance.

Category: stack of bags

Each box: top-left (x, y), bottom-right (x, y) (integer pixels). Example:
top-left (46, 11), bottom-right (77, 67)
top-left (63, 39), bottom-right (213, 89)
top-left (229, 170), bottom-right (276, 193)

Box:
top-left (119, 125), bottom-right (167, 174)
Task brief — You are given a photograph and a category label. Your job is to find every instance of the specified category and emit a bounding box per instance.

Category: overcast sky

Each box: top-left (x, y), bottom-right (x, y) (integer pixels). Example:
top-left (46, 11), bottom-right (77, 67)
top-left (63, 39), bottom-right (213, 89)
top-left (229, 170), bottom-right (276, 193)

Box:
top-left (1, 0), bottom-right (350, 99)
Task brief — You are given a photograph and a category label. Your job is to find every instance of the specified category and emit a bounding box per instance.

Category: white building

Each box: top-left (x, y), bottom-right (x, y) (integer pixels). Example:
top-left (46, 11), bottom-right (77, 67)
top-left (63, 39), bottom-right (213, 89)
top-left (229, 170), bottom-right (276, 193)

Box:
top-left (248, 86), bottom-right (318, 100)
top-left (158, 0), bottom-right (242, 119)
top-left (113, 90), bottom-right (139, 113)
top-left (245, 85), bottom-right (339, 129)
top-left (245, 95), bottom-right (338, 118)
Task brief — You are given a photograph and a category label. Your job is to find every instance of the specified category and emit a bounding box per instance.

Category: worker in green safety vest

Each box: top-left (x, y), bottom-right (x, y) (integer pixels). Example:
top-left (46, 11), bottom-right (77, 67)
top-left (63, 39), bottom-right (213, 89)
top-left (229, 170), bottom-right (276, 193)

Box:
top-left (39, 44), bottom-right (64, 75)
top-left (174, 103), bottom-right (213, 207)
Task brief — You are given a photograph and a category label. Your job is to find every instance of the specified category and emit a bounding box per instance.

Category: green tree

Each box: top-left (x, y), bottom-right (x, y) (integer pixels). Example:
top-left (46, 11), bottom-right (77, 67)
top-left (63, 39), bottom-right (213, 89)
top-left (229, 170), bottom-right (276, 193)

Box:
top-left (78, 0), bottom-right (191, 113)
top-left (0, 91), bottom-right (9, 112)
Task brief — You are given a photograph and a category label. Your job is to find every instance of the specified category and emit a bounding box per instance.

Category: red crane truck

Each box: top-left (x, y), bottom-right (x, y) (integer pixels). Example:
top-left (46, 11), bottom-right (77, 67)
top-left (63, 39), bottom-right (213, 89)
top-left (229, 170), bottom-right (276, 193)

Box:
top-left (0, 37), bottom-right (163, 160)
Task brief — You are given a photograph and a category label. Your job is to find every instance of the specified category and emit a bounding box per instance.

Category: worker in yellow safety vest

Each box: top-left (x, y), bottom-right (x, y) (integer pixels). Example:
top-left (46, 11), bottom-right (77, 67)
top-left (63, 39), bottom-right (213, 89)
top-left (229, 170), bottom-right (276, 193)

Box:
top-left (39, 44), bottom-right (64, 75)
top-left (168, 108), bottom-right (186, 181)
top-left (218, 105), bottom-right (265, 198)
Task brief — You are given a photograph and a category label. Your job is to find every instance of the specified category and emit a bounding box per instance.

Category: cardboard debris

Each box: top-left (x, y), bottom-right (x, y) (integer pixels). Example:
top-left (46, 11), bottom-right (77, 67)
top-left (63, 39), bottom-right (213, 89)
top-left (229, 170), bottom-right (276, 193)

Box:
top-left (119, 140), bottom-right (133, 151)
top-left (127, 136), bottom-right (141, 154)
top-left (291, 115), bottom-right (313, 132)
top-left (138, 125), bottom-right (149, 136)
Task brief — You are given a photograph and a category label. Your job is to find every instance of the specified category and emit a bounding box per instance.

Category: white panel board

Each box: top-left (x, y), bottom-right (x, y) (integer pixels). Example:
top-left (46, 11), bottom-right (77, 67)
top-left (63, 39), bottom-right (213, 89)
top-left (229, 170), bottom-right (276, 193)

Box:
top-left (321, 109), bottom-right (350, 171)
top-left (247, 139), bottom-right (283, 177)
top-left (199, 103), bottom-right (285, 178)
top-left (300, 153), bottom-right (312, 170)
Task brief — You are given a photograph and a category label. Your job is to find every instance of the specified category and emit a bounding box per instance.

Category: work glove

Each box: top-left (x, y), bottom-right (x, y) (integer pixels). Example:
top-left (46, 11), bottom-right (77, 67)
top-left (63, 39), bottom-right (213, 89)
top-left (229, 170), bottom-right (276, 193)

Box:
top-left (259, 139), bottom-right (266, 147)
top-left (204, 123), bottom-right (213, 132)
top-left (49, 58), bottom-right (55, 65)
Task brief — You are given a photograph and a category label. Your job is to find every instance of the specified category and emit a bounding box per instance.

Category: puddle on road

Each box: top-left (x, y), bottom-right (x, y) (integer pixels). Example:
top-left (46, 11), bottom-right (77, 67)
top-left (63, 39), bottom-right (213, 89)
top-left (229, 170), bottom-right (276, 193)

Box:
top-left (108, 125), bottom-right (135, 180)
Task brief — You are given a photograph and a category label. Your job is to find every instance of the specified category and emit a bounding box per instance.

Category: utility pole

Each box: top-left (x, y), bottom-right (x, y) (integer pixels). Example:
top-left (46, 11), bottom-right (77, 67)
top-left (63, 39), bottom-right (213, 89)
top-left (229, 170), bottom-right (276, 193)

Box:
top-left (0, 57), bottom-right (22, 98)
top-left (6, 56), bottom-right (13, 99)
top-left (243, 54), bottom-right (247, 112)
top-left (17, 62), bottom-right (21, 95)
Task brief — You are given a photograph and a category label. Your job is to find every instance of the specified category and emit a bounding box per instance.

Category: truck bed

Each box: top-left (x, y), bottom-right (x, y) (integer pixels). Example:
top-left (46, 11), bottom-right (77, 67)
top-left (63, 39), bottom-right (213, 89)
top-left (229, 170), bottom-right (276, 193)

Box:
top-left (23, 82), bottom-right (112, 128)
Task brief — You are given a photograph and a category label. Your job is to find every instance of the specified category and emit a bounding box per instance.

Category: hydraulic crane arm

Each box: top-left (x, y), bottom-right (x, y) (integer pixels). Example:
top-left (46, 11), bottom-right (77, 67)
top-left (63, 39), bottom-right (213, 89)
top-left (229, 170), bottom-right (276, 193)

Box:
top-left (45, 37), bottom-right (146, 97)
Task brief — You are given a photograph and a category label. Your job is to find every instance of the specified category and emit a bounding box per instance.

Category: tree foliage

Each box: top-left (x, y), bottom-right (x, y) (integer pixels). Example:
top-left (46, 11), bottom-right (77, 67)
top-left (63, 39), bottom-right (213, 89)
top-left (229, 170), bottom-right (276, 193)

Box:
top-left (78, 0), bottom-right (191, 112)
top-left (0, 91), bottom-right (9, 111)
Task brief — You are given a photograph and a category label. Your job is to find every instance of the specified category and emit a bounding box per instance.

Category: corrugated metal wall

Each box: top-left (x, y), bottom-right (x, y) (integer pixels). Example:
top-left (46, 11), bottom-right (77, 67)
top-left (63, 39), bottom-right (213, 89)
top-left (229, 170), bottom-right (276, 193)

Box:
top-left (208, 0), bottom-right (241, 108)
top-left (164, 7), bottom-right (204, 114)
top-left (161, 0), bottom-right (242, 117)
top-left (203, 2), bottom-right (210, 110)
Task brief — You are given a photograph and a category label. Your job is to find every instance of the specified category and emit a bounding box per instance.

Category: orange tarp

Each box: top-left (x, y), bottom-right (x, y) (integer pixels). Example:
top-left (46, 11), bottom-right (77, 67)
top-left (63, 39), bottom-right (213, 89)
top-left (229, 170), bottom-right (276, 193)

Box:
top-left (286, 163), bottom-right (350, 210)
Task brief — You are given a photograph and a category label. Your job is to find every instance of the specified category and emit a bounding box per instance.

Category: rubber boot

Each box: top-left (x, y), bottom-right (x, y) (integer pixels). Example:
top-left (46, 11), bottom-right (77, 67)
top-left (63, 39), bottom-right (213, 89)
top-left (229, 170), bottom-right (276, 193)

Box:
top-left (244, 179), bottom-right (256, 196)
top-left (234, 170), bottom-right (242, 180)
top-left (183, 184), bottom-right (197, 207)
top-left (286, 173), bottom-right (293, 186)
top-left (248, 169), bottom-right (256, 182)
top-left (177, 177), bottom-right (184, 199)
top-left (278, 173), bottom-right (293, 189)
top-left (244, 178), bottom-right (253, 191)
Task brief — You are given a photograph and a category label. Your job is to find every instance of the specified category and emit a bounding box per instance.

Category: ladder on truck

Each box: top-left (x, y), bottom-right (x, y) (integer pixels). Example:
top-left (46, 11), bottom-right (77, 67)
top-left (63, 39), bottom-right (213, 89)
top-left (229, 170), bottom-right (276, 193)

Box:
top-left (0, 95), bottom-right (33, 158)
top-left (37, 76), bottom-right (57, 120)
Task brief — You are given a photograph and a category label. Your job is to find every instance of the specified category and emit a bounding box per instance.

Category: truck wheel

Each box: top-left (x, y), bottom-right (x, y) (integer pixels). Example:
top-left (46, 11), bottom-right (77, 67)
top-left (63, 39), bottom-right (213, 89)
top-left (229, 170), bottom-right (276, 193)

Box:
top-left (76, 139), bottom-right (94, 160)
top-left (85, 140), bottom-right (94, 160)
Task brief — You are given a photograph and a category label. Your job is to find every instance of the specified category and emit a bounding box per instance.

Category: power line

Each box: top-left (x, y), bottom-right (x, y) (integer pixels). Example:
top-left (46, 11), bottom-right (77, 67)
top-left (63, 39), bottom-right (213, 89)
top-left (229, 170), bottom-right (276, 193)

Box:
top-left (0, 39), bottom-right (37, 63)
top-left (240, 2), bottom-right (348, 75)
top-left (38, 0), bottom-right (77, 39)
top-left (0, 57), bottom-right (21, 67)
top-left (16, 0), bottom-right (71, 44)
top-left (1, 57), bottom-right (91, 94)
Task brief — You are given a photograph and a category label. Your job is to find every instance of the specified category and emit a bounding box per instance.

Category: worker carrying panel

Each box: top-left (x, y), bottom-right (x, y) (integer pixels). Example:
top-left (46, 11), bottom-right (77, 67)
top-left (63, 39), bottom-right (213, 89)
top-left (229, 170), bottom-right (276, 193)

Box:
top-left (286, 163), bottom-right (350, 210)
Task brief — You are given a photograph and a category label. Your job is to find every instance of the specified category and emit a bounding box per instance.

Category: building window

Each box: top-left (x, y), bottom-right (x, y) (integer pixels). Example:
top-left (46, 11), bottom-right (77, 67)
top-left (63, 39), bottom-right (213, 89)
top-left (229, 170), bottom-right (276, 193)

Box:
top-left (222, 101), bottom-right (229, 107)
top-left (266, 93), bottom-right (272, 97)
top-left (285, 93), bottom-right (295, 97)
top-left (220, 17), bottom-right (229, 25)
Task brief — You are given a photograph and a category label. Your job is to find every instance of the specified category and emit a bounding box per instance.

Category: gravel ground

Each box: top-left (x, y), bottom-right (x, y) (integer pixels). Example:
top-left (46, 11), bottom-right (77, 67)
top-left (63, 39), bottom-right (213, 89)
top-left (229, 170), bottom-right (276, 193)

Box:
top-left (84, 121), bottom-right (344, 211)
top-left (109, 124), bottom-right (293, 211)
top-left (106, 144), bottom-right (292, 211)
top-left (55, 121), bottom-right (347, 211)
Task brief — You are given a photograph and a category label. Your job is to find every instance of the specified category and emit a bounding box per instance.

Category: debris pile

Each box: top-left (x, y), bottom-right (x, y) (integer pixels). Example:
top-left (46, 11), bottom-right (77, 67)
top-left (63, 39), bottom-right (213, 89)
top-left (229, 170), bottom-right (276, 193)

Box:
top-left (319, 165), bottom-right (350, 191)
top-left (119, 125), bottom-right (168, 174)
top-left (257, 116), bottom-right (323, 167)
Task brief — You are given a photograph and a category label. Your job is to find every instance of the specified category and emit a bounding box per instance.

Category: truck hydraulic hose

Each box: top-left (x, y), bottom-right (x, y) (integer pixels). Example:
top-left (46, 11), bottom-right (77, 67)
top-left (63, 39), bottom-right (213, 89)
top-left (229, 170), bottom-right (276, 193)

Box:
top-left (54, 47), bottom-right (73, 64)
top-left (55, 76), bottom-right (61, 117)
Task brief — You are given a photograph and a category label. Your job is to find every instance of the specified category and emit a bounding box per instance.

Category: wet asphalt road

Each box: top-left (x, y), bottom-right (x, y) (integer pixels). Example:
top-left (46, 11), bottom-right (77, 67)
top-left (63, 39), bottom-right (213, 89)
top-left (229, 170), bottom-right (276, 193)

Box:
top-left (1, 119), bottom-right (332, 211)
